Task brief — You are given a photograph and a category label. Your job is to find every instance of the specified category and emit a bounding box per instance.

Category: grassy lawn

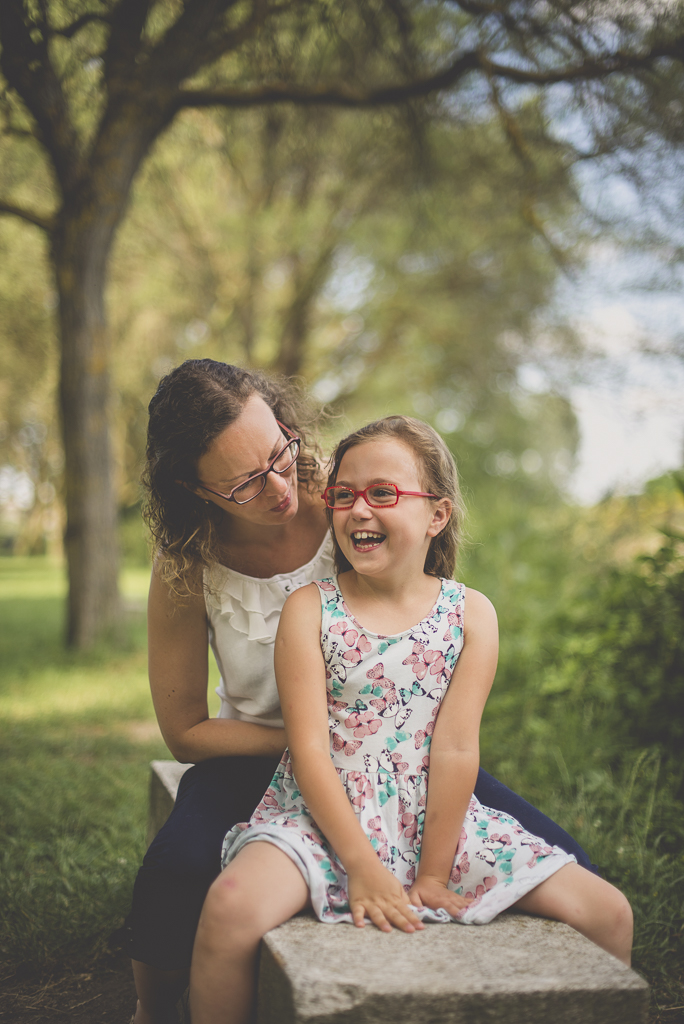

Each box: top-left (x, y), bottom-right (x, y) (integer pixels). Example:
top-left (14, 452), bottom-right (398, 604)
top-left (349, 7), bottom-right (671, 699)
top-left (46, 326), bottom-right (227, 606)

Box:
top-left (0, 558), bottom-right (218, 969)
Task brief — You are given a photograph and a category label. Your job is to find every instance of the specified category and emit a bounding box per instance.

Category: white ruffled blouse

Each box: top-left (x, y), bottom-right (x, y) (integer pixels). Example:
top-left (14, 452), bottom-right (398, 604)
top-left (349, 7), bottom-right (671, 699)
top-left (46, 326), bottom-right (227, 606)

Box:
top-left (204, 533), bottom-right (335, 727)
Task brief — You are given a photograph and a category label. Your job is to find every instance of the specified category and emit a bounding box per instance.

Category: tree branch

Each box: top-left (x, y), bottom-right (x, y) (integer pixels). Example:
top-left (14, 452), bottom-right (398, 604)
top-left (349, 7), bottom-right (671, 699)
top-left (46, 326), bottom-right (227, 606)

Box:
top-left (142, 0), bottom-right (268, 94)
top-left (484, 36), bottom-right (684, 85)
top-left (103, 0), bottom-right (153, 87)
top-left (0, 0), bottom-right (80, 190)
top-left (49, 12), bottom-right (111, 39)
top-left (520, 197), bottom-right (573, 275)
top-left (175, 34), bottom-right (684, 112)
top-left (488, 76), bottom-right (536, 176)
top-left (0, 200), bottom-right (55, 232)
top-left (0, 122), bottom-right (37, 141)
top-left (182, 4), bottom-right (275, 73)
top-left (175, 51), bottom-right (481, 109)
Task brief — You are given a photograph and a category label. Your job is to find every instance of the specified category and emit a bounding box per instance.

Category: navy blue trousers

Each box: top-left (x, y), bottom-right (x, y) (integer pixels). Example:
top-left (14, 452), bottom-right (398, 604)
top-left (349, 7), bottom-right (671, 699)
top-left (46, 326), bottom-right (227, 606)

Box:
top-left (123, 756), bottom-right (597, 970)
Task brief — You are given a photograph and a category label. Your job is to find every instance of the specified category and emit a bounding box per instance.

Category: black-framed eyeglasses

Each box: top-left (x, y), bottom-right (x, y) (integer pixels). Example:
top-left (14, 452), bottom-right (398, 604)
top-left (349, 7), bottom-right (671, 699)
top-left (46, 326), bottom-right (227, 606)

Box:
top-left (322, 483), bottom-right (438, 509)
top-left (198, 421), bottom-right (300, 505)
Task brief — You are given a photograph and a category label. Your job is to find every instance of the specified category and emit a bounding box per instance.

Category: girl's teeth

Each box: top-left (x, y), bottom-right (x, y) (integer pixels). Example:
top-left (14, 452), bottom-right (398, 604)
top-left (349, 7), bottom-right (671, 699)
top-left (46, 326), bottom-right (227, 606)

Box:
top-left (354, 532), bottom-right (383, 540)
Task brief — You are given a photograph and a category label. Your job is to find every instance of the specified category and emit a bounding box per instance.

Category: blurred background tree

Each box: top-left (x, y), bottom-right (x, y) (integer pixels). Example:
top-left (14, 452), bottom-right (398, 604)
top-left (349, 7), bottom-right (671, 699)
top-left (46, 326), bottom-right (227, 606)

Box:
top-left (1, 0), bottom-right (683, 646)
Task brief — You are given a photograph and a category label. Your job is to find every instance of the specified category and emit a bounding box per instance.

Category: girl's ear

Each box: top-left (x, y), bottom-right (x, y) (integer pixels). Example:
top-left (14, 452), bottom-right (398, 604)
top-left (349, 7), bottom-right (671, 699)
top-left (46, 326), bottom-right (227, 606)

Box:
top-left (427, 498), bottom-right (452, 538)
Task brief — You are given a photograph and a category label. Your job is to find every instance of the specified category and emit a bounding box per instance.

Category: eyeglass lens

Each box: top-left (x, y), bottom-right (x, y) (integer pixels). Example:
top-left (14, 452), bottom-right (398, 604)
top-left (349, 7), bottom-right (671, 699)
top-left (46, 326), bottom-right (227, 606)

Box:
top-left (326, 484), bottom-right (398, 508)
top-left (232, 439), bottom-right (299, 503)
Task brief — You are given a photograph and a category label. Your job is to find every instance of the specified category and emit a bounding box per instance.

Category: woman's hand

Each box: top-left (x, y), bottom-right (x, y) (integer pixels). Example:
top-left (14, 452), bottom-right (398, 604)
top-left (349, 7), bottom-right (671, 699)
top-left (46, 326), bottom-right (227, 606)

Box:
top-left (408, 875), bottom-right (473, 917)
top-left (348, 861), bottom-right (424, 933)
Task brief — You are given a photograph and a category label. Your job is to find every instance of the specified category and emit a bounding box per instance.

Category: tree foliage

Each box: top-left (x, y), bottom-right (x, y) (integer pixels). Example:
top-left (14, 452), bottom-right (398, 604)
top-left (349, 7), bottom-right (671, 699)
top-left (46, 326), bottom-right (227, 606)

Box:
top-left (472, 474), bottom-right (684, 797)
top-left (539, 524), bottom-right (684, 763)
top-left (0, 0), bottom-right (683, 644)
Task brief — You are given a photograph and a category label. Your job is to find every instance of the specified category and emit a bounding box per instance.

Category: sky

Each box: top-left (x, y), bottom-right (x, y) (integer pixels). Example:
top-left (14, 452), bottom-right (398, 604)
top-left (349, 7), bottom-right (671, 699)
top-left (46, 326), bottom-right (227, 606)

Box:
top-left (553, 263), bottom-right (684, 505)
top-left (539, 74), bottom-right (684, 505)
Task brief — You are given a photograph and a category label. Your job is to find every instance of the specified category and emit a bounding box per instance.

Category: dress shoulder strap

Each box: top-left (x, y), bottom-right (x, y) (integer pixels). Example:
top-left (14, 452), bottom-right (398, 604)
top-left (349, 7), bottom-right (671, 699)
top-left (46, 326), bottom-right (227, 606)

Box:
top-left (312, 577), bottom-right (345, 630)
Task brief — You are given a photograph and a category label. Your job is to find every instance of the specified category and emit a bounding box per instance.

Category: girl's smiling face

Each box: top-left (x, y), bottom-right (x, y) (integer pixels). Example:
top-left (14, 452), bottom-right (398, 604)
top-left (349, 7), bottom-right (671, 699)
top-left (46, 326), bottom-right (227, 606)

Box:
top-left (332, 438), bottom-right (451, 579)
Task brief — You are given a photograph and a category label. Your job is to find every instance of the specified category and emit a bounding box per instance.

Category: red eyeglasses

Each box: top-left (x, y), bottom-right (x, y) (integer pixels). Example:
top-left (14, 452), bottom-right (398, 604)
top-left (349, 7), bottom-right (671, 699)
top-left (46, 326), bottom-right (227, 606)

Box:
top-left (322, 483), bottom-right (438, 509)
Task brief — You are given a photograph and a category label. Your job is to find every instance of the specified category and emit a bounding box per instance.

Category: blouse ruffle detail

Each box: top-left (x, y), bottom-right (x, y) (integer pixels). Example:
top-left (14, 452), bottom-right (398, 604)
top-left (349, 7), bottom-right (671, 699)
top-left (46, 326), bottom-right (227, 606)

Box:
top-left (204, 537), bottom-right (335, 646)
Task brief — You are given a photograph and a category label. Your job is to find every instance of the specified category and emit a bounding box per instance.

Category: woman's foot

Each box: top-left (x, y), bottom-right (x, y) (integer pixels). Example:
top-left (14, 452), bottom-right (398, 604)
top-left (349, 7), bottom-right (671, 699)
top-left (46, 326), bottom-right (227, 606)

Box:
top-left (132, 998), bottom-right (183, 1024)
top-left (131, 961), bottom-right (189, 1024)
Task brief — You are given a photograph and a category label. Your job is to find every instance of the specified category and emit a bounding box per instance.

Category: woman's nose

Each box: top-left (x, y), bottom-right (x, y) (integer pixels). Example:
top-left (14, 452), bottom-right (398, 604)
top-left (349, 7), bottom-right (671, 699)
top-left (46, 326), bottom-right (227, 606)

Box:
top-left (264, 468), bottom-right (290, 497)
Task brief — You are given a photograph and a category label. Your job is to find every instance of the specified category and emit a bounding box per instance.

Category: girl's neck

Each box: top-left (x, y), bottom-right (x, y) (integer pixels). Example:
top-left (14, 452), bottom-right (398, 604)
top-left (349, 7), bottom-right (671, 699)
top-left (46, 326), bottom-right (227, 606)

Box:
top-left (337, 569), bottom-right (443, 637)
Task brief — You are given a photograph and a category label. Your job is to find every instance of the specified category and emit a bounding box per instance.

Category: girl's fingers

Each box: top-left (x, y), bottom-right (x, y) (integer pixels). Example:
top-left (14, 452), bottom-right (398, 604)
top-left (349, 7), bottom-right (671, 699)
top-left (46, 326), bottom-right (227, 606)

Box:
top-left (443, 895), bottom-right (473, 914)
top-left (372, 898), bottom-right (424, 933)
top-left (410, 882), bottom-right (475, 914)
top-left (384, 905), bottom-right (416, 933)
top-left (399, 903), bottom-right (423, 928)
top-left (366, 905), bottom-right (392, 933)
top-left (351, 903), bottom-right (367, 928)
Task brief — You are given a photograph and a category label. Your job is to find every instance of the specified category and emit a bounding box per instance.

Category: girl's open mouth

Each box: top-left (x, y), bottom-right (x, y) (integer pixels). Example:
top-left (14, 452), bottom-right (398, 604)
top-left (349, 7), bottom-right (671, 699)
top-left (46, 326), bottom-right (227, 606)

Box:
top-left (351, 531), bottom-right (386, 551)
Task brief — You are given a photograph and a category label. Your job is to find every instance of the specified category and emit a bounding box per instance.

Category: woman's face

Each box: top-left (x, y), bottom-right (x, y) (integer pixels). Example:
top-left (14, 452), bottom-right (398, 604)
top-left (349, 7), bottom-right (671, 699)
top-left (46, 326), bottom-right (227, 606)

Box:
top-left (195, 394), bottom-right (299, 527)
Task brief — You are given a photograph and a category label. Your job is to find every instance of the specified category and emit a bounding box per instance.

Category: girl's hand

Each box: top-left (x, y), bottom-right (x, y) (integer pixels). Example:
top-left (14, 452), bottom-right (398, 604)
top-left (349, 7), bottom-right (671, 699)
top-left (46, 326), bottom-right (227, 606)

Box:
top-left (408, 875), bottom-right (474, 917)
top-left (348, 861), bottom-right (424, 934)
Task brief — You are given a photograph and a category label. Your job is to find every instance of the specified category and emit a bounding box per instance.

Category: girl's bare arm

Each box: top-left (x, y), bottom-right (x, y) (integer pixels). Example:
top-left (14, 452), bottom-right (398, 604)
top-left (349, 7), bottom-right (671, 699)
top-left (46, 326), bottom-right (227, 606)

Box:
top-left (275, 585), bottom-right (421, 933)
top-left (148, 568), bottom-right (286, 763)
top-left (409, 587), bottom-right (499, 914)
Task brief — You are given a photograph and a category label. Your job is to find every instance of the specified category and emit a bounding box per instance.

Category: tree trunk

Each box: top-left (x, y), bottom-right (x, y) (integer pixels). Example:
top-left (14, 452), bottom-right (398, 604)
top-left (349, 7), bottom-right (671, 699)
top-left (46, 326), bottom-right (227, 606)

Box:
top-left (53, 213), bottom-right (121, 648)
top-left (50, 93), bottom-right (171, 646)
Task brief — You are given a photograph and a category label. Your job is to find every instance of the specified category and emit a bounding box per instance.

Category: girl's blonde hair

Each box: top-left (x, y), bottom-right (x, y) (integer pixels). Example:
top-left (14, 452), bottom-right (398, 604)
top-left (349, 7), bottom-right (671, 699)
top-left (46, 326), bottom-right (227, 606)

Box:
top-left (142, 359), bottom-right (324, 596)
top-left (325, 415), bottom-right (465, 579)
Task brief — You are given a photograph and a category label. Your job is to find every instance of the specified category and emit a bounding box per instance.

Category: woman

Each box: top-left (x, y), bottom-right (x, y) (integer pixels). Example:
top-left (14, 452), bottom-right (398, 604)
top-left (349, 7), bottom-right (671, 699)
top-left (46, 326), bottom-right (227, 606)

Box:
top-left (126, 359), bottom-right (595, 1024)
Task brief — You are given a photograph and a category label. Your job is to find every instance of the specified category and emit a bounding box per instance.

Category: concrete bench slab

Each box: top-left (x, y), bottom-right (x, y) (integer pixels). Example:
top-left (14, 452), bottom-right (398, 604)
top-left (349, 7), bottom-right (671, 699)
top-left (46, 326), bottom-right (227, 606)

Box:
top-left (258, 913), bottom-right (648, 1024)
top-left (148, 760), bottom-right (649, 1024)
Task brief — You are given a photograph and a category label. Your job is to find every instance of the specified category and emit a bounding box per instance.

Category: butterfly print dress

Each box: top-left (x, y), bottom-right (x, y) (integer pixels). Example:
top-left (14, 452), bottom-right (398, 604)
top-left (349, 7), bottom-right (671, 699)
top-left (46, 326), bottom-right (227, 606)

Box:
top-left (221, 577), bottom-right (575, 924)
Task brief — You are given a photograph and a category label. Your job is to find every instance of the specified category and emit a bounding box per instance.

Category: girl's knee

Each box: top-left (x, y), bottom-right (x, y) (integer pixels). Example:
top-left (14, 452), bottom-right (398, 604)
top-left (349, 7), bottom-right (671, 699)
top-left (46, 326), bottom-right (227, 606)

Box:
top-left (606, 886), bottom-right (633, 940)
top-left (573, 876), bottom-right (633, 953)
top-left (200, 870), bottom-right (269, 946)
top-left (204, 871), bottom-right (252, 922)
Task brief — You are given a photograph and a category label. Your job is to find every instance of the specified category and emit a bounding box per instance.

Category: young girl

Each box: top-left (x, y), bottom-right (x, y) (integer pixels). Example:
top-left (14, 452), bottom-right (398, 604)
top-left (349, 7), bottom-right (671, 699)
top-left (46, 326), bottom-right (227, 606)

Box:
top-left (189, 416), bottom-right (633, 1024)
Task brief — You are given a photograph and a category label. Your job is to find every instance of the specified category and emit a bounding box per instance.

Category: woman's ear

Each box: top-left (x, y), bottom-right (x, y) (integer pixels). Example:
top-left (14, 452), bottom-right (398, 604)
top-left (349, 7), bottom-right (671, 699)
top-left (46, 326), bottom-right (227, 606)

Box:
top-left (427, 498), bottom-right (452, 538)
top-left (177, 480), bottom-right (206, 502)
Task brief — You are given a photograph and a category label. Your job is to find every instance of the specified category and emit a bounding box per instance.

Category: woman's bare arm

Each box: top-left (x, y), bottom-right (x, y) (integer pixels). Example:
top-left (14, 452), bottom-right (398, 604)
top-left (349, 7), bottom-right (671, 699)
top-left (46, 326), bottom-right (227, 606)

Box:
top-left (409, 587), bottom-right (499, 913)
top-left (275, 585), bottom-right (421, 932)
top-left (148, 568), bottom-right (286, 763)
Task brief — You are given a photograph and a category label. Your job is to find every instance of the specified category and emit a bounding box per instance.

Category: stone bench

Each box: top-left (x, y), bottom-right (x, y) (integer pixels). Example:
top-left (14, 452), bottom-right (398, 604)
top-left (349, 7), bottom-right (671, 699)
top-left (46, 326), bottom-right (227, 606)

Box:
top-left (149, 760), bottom-right (649, 1024)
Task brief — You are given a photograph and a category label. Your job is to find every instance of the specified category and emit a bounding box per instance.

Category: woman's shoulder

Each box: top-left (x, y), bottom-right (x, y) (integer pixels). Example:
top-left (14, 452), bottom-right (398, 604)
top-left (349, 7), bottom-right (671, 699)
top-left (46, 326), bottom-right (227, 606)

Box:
top-left (148, 557), bottom-right (207, 624)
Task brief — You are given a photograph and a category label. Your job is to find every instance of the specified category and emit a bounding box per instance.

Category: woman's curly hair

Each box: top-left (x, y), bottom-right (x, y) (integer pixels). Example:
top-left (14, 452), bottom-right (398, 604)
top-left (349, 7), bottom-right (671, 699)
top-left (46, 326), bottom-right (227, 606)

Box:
top-left (325, 415), bottom-right (465, 580)
top-left (142, 359), bottom-right (324, 597)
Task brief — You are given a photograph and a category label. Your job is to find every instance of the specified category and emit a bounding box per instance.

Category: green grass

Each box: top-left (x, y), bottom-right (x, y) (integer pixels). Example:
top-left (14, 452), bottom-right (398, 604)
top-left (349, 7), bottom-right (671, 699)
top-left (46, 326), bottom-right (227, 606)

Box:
top-left (480, 704), bottom-right (684, 1015)
top-left (0, 558), bottom-right (218, 968)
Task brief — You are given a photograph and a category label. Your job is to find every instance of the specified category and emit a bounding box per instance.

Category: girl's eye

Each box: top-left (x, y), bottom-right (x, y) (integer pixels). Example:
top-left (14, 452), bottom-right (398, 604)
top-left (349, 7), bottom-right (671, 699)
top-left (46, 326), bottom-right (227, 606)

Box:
top-left (334, 488), bottom-right (355, 504)
top-left (369, 486), bottom-right (397, 503)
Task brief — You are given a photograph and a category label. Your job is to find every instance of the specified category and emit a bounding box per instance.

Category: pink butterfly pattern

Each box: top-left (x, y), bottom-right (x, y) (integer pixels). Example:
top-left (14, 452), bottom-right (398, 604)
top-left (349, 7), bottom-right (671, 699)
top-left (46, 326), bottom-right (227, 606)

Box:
top-left (221, 576), bottom-right (575, 928)
top-left (402, 642), bottom-right (447, 681)
top-left (345, 709), bottom-right (382, 738)
top-left (332, 734), bottom-right (362, 756)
